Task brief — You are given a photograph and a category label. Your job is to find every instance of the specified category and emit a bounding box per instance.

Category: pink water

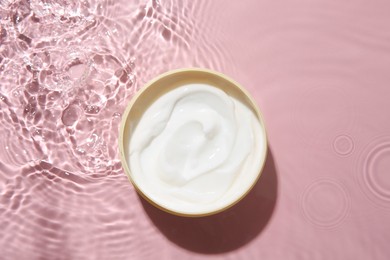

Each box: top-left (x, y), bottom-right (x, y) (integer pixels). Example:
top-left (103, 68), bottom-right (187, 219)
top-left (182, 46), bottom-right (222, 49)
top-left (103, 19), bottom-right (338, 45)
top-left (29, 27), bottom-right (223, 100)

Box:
top-left (1, 0), bottom-right (390, 259)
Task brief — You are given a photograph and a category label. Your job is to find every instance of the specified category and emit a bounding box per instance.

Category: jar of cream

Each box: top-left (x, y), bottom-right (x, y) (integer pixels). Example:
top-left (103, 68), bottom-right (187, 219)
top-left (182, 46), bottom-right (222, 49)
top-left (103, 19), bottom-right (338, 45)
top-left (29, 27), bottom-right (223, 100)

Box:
top-left (119, 68), bottom-right (267, 217)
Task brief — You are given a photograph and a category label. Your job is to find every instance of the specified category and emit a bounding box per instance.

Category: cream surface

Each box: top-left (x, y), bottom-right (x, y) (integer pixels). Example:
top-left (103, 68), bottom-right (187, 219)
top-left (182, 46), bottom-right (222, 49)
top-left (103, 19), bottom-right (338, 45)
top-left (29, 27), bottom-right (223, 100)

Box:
top-left (128, 84), bottom-right (265, 214)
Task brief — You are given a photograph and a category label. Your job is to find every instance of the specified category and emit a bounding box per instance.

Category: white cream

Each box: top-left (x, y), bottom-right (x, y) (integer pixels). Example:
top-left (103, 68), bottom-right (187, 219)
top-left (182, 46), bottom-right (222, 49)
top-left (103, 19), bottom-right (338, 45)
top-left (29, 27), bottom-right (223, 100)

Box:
top-left (128, 84), bottom-right (265, 214)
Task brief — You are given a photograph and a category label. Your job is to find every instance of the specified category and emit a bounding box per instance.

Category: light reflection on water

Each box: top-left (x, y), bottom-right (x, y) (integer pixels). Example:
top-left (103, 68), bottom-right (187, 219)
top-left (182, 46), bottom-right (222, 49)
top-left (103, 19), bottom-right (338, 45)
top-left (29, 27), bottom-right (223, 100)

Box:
top-left (0, 0), bottom-right (226, 258)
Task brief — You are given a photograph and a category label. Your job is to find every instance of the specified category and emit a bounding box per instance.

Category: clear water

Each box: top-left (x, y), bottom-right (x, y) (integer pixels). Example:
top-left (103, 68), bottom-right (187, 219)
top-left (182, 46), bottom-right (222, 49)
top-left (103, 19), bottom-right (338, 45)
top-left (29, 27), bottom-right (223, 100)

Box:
top-left (1, 0), bottom-right (390, 259)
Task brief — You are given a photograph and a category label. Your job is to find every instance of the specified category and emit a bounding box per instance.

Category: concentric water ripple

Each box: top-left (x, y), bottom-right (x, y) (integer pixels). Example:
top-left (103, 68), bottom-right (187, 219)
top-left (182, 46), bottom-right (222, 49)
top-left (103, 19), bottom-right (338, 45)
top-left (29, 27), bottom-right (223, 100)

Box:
top-left (333, 134), bottom-right (355, 157)
top-left (300, 179), bottom-right (350, 229)
top-left (357, 136), bottom-right (390, 210)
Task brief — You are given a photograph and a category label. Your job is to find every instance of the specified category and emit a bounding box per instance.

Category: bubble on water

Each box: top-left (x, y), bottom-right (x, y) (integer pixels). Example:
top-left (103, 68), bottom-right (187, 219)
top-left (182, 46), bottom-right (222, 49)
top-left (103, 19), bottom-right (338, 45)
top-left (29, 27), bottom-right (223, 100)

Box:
top-left (49, 72), bottom-right (72, 91)
top-left (13, 0), bottom-right (96, 41)
top-left (84, 104), bottom-right (101, 115)
top-left (112, 112), bottom-right (121, 119)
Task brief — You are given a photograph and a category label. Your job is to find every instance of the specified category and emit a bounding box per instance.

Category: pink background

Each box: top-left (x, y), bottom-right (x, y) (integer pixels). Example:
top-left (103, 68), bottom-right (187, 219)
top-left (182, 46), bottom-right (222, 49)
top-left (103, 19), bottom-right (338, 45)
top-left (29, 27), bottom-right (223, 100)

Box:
top-left (1, 0), bottom-right (390, 259)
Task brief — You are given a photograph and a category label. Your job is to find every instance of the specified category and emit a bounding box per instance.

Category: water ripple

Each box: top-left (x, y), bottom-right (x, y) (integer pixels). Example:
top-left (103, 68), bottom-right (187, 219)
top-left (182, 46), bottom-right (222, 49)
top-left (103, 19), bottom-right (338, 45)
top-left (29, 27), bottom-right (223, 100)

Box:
top-left (0, 0), bottom-right (214, 258)
top-left (356, 135), bottom-right (390, 210)
top-left (300, 178), bottom-right (350, 229)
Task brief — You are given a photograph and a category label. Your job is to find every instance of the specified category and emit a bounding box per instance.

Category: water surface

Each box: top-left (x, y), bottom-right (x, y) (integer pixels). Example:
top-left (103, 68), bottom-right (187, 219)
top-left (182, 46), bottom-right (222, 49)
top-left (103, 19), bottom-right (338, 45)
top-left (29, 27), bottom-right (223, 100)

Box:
top-left (1, 0), bottom-right (390, 259)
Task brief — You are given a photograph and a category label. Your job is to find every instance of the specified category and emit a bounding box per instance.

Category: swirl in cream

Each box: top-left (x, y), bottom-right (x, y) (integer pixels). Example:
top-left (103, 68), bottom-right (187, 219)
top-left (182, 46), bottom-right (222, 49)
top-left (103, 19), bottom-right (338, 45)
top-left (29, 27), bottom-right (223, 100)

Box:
top-left (129, 84), bottom-right (265, 214)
